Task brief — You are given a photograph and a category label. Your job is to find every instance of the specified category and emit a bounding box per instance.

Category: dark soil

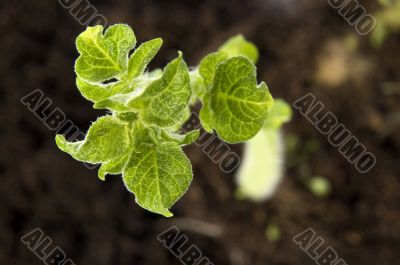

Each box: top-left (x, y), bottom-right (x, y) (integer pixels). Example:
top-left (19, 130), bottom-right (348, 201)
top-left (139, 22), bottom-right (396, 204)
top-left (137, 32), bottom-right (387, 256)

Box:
top-left (1, 0), bottom-right (399, 264)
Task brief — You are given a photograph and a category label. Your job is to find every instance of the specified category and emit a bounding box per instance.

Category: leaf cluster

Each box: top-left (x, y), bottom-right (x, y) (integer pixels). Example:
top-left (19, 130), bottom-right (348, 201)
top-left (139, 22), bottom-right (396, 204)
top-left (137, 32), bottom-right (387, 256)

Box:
top-left (56, 24), bottom-right (274, 216)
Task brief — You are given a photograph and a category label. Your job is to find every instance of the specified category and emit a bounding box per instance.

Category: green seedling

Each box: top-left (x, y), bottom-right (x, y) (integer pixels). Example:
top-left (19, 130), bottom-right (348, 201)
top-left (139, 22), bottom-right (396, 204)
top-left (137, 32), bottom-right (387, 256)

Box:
top-left (56, 24), bottom-right (275, 216)
top-left (236, 99), bottom-right (292, 201)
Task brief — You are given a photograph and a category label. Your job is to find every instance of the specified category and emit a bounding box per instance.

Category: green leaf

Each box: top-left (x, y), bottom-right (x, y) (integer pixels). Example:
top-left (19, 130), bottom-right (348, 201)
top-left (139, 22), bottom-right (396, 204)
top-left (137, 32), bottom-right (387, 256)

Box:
top-left (116, 112), bottom-right (139, 123)
top-left (90, 71), bottom-right (165, 111)
top-left (199, 52), bottom-right (229, 87)
top-left (235, 99), bottom-right (291, 201)
top-left (76, 77), bottom-right (113, 102)
top-left (56, 116), bottom-right (130, 164)
top-left (189, 69), bottom-right (205, 100)
top-left (159, 129), bottom-right (200, 145)
top-left (236, 128), bottom-right (284, 201)
top-left (75, 37), bottom-right (163, 107)
top-left (123, 142), bottom-right (192, 217)
top-left (93, 92), bottom-right (136, 112)
top-left (98, 152), bottom-right (131, 181)
top-left (197, 52), bottom-right (230, 132)
top-left (200, 56), bottom-right (273, 143)
top-left (127, 38), bottom-right (163, 79)
top-left (219, 35), bottom-right (259, 63)
top-left (76, 77), bottom-right (137, 104)
top-left (199, 96), bottom-right (214, 132)
top-left (127, 52), bottom-right (191, 127)
top-left (75, 24), bottom-right (136, 83)
top-left (264, 99), bottom-right (292, 129)
top-left (168, 106), bottom-right (192, 131)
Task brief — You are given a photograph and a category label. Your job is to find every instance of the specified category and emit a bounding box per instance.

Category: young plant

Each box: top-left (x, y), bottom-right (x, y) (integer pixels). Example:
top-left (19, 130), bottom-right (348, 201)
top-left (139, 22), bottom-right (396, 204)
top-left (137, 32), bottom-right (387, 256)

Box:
top-left (56, 24), bottom-right (274, 217)
top-left (236, 99), bottom-right (292, 201)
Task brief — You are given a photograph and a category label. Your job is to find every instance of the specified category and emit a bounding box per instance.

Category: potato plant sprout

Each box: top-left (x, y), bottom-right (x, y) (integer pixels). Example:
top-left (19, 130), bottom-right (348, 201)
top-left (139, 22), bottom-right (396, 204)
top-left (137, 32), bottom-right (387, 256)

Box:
top-left (236, 99), bottom-right (292, 201)
top-left (56, 24), bottom-right (280, 217)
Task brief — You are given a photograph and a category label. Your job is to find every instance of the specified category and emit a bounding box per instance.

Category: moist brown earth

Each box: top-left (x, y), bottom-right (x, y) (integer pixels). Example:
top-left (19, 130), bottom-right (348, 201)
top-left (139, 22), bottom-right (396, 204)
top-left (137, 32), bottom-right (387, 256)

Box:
top-left (1, 0), bottom-right (399, 264)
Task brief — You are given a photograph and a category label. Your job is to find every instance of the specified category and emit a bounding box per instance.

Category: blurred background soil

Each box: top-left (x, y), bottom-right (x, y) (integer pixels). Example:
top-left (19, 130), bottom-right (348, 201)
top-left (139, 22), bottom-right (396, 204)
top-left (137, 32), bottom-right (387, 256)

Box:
top-left (0, 0), bottom-right (399, 264)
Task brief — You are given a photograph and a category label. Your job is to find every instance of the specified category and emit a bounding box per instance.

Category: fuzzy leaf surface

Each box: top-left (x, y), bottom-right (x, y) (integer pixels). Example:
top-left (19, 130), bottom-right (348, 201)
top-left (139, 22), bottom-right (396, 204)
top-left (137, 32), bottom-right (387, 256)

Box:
top-left (264, 99), bottom-right (292, 129)
top-left (127, 38), bottom-right (163, 79)
top-left (75, 24), bottom-right (136, 82)
top-left (123, 142), bottom-right (192, 217)
top-left (200, 56), bottom-right (273, 143)
top-left (56, 116), bottom-right (129, 164)
top-left (127, 52), bottom-right (191, 127)
top-left (219, 35), bottom-right (259, 63)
